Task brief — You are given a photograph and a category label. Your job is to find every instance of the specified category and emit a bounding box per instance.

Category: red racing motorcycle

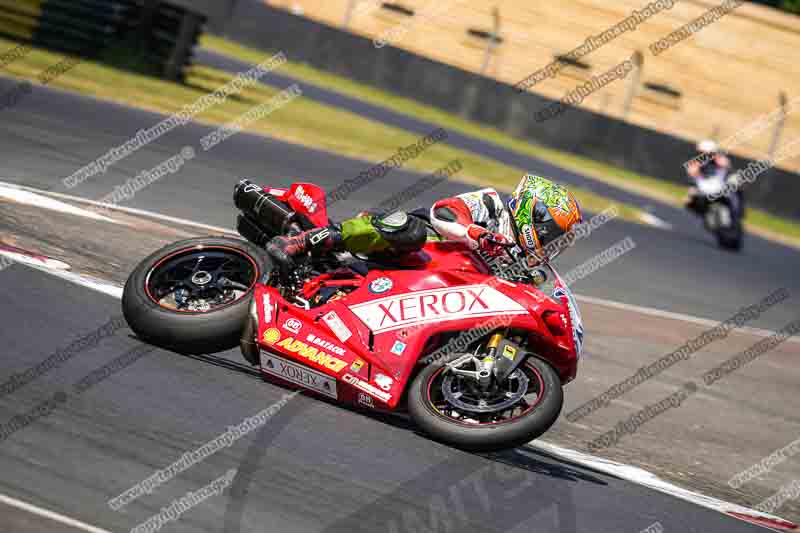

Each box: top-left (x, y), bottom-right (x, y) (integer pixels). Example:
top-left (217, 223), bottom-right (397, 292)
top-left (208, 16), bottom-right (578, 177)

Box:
top-left (122, 181), bottom-right (584, 451)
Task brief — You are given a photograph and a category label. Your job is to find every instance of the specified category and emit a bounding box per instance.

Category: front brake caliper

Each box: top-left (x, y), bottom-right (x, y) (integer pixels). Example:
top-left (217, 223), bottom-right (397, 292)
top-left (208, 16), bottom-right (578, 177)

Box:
top-left (493, 339), bottom-right (526, 382)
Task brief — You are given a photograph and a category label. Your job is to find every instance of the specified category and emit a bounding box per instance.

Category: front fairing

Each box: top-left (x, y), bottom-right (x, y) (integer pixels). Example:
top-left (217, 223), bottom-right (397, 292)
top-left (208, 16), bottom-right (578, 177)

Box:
top-left (420, 243), bottom-right (584, 359)
top-left (695, 168), bottom-right (730, 197)
top-left (541, 263), bottom-right (584, 358)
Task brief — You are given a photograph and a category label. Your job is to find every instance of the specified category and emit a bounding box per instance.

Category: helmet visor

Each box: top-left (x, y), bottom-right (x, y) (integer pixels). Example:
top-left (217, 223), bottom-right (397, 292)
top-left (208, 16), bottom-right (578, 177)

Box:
top-left (532, 202), bottom-right (565, 248)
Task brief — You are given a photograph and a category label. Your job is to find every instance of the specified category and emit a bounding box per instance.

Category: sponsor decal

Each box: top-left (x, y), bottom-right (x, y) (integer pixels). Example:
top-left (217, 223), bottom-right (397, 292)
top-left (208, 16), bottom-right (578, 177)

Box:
top-left (350, 358), bottom-right (365, 373)
top-left (306, 333), bottom-right (345, 356)
top-left (309, 228), bottom-right (330, 246)
top-left (294, 185), bottom-right (317, 213)
top-left (283, 318), bottom-right (302, 334)
top-left (262, 351), bottom-right (337, 399)
top-left (357, 393), bottom-right (374, 408)
top-left (522, 224), bottom-right (536, 248)
top-left (459, 192), bottom-right (482, 214)
top-left (343, 374), bottom-right (392, 402)
top-left (369, 277), bottom-right (393, 294)
top-left (262, 294), bottom-right (273, 323)
top-left (390, 340), bottom-right (406, 356)
top-left (322, 311), bottom-right (352, 342)
top-left (262, 328), bottom-right (281, 344)
top-left (502, 344), bottom-right (516, 360)
top-left (374, 373), bottom-right (393, 391)
top-left (349, 284), bottom-right (527, 334)
top-left (267, 188), bottom-right (287, 197)
top-left (274, 337), bottom-right (348, 372)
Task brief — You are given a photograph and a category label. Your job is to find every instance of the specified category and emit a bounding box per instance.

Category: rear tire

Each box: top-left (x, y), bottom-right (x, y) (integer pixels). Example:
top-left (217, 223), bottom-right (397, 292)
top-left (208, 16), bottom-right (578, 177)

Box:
top-left (122, 236), bottom-right (272, 354)
top-left (408, 354), bottom-right (563, 451)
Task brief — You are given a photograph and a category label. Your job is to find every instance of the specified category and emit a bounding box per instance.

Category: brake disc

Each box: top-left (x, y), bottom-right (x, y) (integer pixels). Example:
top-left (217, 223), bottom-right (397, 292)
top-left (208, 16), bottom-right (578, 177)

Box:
top-left (441, 369), bottom-right (529, 414)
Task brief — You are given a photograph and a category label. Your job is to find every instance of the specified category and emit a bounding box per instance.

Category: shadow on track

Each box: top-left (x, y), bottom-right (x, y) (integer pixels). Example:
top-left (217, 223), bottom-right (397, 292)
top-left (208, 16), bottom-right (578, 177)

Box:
top-left (169, 348), bottom-right (606, 533)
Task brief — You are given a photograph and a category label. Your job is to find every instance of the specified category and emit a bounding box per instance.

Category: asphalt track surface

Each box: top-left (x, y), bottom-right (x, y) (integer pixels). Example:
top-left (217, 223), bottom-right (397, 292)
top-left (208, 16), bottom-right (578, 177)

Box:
top-left (1, 76), bottom-right (798, 328)
top-left (0, 74), bottom-right (798, 532)
top-left (0, 261), bottom-right (771, 533)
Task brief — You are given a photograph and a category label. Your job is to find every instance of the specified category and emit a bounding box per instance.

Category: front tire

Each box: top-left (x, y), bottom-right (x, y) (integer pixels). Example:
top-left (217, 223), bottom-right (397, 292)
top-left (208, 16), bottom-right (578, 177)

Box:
top-left (408, 353), bottom-right (563, 451)
top-left (717, 231), bottom-right (742, 251)
top-left (716, 221), bottom-right (743, 251)
top-left (122, 236), bottom-right (272, 354)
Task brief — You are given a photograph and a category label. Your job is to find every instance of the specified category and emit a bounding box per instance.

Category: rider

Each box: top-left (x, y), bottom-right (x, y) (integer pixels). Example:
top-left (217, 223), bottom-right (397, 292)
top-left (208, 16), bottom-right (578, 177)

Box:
top-left (266, 173), bottom-right (583, 271)
top-left (684, 139), bottom-right (740, 216)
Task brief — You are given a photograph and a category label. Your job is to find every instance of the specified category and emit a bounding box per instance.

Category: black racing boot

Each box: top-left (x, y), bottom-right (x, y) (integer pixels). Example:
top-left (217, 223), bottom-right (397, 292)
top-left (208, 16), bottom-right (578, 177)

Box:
top-left (265, 226), bottom-right (341, 274)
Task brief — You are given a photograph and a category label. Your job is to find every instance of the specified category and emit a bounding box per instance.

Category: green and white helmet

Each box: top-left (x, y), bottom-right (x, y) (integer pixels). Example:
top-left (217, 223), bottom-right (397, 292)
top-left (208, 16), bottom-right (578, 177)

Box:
top-left (506, 174), bottom-right (583, 260)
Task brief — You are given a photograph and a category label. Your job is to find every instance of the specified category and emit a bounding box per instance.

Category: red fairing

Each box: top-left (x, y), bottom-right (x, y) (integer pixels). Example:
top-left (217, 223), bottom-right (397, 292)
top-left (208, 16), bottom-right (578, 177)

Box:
top-left (288, 183), bottom-right (329, 227)
top-left (253, 240), bottom-right (580, 411)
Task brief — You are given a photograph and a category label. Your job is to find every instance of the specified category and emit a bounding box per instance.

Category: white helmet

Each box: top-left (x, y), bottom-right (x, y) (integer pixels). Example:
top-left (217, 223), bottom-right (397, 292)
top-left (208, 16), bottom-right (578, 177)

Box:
top-left (696, 139), bottom-right (718, 153)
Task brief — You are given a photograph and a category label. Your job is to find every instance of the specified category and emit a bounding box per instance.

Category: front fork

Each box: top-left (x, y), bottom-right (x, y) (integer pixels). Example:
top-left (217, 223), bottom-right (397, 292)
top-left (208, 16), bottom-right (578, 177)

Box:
top-left (479, 332), bottom-right (505, 389)
top-left (446, 332), bottom-right (525, 391)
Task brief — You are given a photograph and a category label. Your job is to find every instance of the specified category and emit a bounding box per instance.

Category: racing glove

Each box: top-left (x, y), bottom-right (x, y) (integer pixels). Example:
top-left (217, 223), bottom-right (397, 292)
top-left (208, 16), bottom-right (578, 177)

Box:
top-left (266, 226), bottom-right (342, 273)
top-left (470, 225), bottom-right (513, 257)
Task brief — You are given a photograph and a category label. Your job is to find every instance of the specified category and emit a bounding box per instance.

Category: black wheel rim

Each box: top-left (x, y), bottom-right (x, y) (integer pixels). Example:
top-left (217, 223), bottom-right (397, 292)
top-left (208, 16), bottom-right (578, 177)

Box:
top-left (144, 245), bottom-right (258, 313)
top-left (425, 360), bottom-right (545, 427)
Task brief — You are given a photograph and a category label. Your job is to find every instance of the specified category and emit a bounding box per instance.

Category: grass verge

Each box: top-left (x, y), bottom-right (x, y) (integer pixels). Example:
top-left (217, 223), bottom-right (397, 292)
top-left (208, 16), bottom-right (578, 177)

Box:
top-left (200, 35), bottom-right (800, 246)
top-left (0, 36), bottom-right (650, 225)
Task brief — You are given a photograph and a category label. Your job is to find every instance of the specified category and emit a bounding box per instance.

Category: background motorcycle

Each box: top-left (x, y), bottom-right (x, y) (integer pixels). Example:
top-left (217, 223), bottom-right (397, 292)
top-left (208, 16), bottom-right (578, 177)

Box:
top-left (121, 180), bottom-right (584, 451)
top-left (690, 168), bottom-right (744, 251)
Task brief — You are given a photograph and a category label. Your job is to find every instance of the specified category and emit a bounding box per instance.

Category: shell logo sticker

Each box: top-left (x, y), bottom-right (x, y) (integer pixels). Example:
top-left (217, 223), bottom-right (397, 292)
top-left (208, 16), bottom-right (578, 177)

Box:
top-left (263, 328), bottom-right (281, 344)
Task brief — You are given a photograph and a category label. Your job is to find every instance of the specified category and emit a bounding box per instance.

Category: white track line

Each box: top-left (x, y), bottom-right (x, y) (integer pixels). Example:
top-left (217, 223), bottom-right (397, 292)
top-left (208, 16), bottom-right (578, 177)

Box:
top-left (529, 442), bottom-right (796, 531)
top-left (26, 264), bottom-right (123, 299)
top-left (0, 184), bottom-right (118, 223)
top-left (0, 249), bottom-right (71, 271)
top-left (16, 264), bottom-right (797, 531)
top-left (0, 181), bottom-right (237, 234)
top-left (0, 493), bottom-right (113, 533)
top-left (638, 211), bottom-right (674, 230)
top-left (576, 294), bottom-right (800, 343)
top-left (5, 180), bottom-right (795, 344)
top-left (4, 181), bottom-right (797, 530)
